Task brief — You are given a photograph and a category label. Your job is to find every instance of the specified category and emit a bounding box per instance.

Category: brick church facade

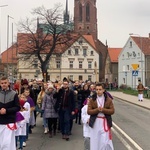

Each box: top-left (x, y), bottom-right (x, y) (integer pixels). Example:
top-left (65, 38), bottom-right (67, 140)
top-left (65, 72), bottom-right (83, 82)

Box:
top-left (74, 0), bottom-right (108, 82)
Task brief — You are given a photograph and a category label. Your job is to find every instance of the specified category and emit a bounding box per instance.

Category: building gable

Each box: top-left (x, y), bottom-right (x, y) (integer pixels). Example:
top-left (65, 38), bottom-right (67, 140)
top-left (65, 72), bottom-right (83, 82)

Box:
top-left (108, 48), bottom-right (122, 63)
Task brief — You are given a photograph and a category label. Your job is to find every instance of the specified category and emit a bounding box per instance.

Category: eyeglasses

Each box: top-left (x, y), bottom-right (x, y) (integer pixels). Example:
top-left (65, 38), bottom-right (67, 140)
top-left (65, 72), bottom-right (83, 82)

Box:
top-left (63, 83), bottom-right (68, 85)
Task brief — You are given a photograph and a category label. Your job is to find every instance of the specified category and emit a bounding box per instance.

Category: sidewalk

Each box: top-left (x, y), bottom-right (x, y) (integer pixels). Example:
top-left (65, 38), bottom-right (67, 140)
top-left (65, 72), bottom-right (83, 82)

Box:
top-left (109, 91), bottom-right (150, 110)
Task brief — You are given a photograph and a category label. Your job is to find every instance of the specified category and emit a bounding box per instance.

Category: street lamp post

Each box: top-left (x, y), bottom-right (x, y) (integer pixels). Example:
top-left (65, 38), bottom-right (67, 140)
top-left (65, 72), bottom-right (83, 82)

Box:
top-left (129, 33), bottom-right (144, 84)
top-left (7, 15), bottom-right (14, 77)
top-left (0, 5), bottom-right (8, 57)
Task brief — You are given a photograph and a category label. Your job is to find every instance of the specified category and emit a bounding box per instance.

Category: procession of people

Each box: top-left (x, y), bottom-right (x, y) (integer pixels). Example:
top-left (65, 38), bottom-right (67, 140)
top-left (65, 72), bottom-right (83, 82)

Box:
top-left (0, 76), bottom-right (115, 150)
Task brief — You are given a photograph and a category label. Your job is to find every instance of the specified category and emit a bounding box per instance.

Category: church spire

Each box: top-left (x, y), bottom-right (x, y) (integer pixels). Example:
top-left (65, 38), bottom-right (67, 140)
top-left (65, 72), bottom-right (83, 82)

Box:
top-left (65, 0), bottom-right (68, 15)
top-left (64, 0), bottom-right (69, 24)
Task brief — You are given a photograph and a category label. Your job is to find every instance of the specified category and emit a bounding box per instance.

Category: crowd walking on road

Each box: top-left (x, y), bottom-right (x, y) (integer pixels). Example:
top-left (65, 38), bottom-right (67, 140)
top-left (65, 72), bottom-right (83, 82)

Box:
top-left (0, 76), bottom-right (115, 150)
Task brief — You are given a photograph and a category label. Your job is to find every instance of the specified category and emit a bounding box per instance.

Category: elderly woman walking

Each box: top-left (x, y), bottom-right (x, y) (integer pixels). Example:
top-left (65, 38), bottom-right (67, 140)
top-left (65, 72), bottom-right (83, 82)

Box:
top-left (42, 84), bottom-right (58, 138)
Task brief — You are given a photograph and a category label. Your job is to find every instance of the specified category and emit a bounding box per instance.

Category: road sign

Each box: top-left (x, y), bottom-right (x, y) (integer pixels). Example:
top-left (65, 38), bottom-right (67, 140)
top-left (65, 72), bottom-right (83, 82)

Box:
top-left (131, 64), bottom-right (139, 70)
top-left (132, 70), bottom-right (138, 76)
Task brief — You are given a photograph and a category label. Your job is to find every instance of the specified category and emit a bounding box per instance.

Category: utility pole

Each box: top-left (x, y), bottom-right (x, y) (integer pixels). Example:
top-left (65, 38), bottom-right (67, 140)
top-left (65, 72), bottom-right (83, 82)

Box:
top-left (7, 15), bottom-right (14, 78)
top-left (0, 5), bottom-right (8, 76)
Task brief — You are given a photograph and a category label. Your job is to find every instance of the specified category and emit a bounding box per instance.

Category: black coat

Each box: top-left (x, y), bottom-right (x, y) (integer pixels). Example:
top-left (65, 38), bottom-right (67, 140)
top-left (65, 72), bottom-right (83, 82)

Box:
top-left (53, 88), bottom-right (75, 113)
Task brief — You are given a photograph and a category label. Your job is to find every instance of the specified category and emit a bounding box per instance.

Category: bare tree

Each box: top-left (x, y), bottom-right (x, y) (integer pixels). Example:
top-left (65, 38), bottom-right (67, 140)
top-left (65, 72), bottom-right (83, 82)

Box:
top-left (17, 4), bottom-right (77, 81)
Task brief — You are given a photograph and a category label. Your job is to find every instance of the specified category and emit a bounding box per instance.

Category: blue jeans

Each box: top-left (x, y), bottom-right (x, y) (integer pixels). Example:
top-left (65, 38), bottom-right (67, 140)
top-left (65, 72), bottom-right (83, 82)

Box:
top-left (23, 123), bottom-right (28, 142)
top-left (16, 136), bottom-right (25, 149)
top-left (59, 108), bottom-right (71, 135)
top-left (43, 117), bottom-right (48, 128)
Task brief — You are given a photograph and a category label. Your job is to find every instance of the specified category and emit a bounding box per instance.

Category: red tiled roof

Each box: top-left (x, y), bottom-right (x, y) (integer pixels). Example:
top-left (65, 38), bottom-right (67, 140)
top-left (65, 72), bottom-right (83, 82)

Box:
top-left (108, 48), bottom-right (122, 63)
top-left (17, 32), bottom-right (79, 54)
top-left (131, 36), bottom-right (150, 55)
top-left (82, 35), bottom-right (96, 49)
top-left (17, 33), bottom-right (97, 54)
top-left (1, 43), bottom-right (18, 64)
top-left (2, 33), bottom-right (98, 64)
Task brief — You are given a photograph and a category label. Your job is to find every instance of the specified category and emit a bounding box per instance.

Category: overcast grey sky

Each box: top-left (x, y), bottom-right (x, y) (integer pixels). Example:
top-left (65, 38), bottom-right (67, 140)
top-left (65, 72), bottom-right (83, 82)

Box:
top-left (0, 0), bottom-right (150, 53)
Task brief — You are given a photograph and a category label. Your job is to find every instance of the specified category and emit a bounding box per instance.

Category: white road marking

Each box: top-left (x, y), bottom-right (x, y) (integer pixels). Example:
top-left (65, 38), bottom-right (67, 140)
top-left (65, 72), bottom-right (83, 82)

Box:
top-left (112, 122), bottom-right (143, 150)
top-left (112, 128), bottom-right (134, 150)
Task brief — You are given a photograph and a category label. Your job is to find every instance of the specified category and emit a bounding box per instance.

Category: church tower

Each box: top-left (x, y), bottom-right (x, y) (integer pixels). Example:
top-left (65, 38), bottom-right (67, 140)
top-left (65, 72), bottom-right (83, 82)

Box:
top-left (74, 0), bottom-right (97, 40)
top-left (64, 0), bottom-right (69, 24)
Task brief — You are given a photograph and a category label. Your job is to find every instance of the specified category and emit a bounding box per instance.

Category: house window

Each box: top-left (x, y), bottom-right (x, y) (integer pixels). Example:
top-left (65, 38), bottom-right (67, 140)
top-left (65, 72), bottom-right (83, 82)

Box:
top-left (88, 61), bottom-right (92, 69)
top-left (88, 75), bottom-right (92, 81)
top-left (91, 51), bottom-right (94, 55)
top-left (123, 78), bottom-right (125, 84)
top-left (33, 64), bottom-right (38, 68)
top-left (79, 61), bottom-right (82, 68)
top-left (138, 77), bottom-right (141, 81)
top-left (68, 49), bottom-right (71, 55)
top-left (127, 65), bottom-right (129, 71)
top-left (33, 60), bottom-right (38, 68)
top-left (130, 41), bottom-right (132, 47)
top-left (56, 60), bottom-right (60, 68)
top-left (123, 65), bottom-right (126, 71)
top-left (79, 3), bottom-right (82, 22)
top-left (79, 75), bottom-right (83, 80)
top-left (70, 61), bottom-right (73, 68)
top-left (75, 48), bottom-right (79, 55)
top-left (83, 49), bottom-right (87, 56)
top-left (86, 3), bottom-right (90, 22)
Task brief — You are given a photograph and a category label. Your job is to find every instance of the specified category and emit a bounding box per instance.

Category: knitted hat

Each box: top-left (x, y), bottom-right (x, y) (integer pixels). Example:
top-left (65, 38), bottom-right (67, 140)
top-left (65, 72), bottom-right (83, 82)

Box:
top-left (21, 79), bottom-right (28, 85)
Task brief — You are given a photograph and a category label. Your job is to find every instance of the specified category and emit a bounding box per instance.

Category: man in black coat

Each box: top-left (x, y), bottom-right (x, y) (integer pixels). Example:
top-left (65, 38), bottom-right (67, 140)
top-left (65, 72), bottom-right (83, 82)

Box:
top-left (53, 80), bottom-right (75, 141)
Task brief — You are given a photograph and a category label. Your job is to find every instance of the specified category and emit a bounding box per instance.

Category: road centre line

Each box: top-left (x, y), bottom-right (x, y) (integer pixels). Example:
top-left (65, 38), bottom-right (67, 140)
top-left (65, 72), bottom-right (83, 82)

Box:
top-left (112, 122), bottom-right (143, 150)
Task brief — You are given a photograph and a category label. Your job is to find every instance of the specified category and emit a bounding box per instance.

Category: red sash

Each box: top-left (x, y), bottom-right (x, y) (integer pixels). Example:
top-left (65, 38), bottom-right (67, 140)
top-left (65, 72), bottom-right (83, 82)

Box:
top-left (97, 116), bottom-right (112, 139)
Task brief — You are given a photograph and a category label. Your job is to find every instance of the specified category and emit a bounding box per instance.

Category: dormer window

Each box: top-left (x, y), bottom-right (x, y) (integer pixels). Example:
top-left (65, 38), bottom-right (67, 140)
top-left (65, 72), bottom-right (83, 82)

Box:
top-left (78, 40), bottom-right (83, 45)
top-left (68, 49), bottom-right (71, 55)
top-left (90, 51), bottom-right (94, 55)
top-left (130, 41), bottom-right (132, 47)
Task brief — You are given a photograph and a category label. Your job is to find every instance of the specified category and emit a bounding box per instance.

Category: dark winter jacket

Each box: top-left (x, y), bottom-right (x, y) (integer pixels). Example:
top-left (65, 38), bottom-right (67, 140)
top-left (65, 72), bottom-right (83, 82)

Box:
top-left (53, 88), bottom-right (75, 113)
top-left (73, 86), bottom-right (83, 109)
top-left (0, 89), bottom-right (20, 124)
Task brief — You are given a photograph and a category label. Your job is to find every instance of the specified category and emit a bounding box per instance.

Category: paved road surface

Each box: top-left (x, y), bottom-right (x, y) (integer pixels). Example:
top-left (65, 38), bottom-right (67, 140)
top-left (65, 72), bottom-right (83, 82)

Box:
top-left (23, 115), bottom-right (127, 150)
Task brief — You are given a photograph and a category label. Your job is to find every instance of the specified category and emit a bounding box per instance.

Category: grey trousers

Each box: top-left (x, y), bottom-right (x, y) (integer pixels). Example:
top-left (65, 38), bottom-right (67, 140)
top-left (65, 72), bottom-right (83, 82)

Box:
top-left (84, 137), bottom-right (90, 150)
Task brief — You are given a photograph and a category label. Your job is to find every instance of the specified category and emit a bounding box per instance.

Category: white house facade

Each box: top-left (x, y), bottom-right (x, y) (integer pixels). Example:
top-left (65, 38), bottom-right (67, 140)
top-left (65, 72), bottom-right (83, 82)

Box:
top-left (118, 36), bottom-right (145, 89)
top-left (18, 35), bottom-right (99, 82)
